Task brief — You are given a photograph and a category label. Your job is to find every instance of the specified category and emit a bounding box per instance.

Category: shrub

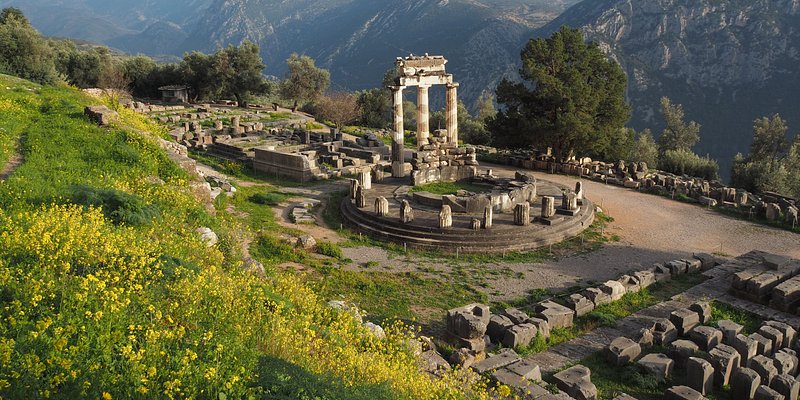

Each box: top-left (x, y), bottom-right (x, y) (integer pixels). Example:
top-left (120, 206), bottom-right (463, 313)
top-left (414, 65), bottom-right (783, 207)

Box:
top-left (249, 192), bottom-right (289, 206)
top-left (69, 184), bottom-right (160, 226)
top-left (316, 241), bottom-right (343, 259)
top-left (659, 148), bottom-right (720, 180)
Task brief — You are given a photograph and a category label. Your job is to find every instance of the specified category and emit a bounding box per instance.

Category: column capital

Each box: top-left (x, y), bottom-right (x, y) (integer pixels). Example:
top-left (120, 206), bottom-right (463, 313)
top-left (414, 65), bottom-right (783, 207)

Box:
top-left (388, 85), bottom-right (406, 91)
top-left (416, 83), bottom-right (432, 89)
top-left (446, 82), bottom-right (460, 88)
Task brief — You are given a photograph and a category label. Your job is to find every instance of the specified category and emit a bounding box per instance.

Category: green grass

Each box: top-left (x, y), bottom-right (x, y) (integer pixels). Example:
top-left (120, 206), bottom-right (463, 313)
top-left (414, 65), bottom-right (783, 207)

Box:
top-left (709, 301), bottom-right (763, 334)
top-left (187, 149), bottom-right (323, 188)
top-left (409, 181), bottom-right (492, 195)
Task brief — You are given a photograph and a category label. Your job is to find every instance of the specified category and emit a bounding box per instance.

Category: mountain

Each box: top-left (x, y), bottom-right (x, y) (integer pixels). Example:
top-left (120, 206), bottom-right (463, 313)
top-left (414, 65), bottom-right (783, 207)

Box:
top-left (535, 0), bottom-right (800, 179)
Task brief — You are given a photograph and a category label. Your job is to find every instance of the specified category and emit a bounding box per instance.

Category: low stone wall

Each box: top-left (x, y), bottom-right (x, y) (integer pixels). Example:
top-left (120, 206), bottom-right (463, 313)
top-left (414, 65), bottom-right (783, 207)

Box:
top-left (253, 148), bottom-right (320, 182)
top-left (411, 129), bottom-right (478, 186)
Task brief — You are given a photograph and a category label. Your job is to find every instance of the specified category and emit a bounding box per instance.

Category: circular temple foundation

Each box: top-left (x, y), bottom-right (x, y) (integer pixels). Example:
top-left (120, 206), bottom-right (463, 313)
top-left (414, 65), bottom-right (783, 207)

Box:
top-left (341, 172), bottom-right (594, 254)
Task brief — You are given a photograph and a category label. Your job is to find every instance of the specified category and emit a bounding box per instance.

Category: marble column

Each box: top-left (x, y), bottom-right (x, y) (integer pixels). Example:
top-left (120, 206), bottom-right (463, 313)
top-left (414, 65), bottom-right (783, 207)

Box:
top-left (391, 86), bottom-right (406, 177)
top-left (446, 83), bottom-right (459, 145)
top-left (417, 85), bottom-right (430, 146)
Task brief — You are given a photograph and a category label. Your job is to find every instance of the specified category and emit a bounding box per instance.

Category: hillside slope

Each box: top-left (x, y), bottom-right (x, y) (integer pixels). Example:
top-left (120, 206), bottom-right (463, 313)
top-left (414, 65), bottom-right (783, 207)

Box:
top-left (536, 0), bottom-right (800, 179)
top-left (0, 75), bottom-right (487, 399)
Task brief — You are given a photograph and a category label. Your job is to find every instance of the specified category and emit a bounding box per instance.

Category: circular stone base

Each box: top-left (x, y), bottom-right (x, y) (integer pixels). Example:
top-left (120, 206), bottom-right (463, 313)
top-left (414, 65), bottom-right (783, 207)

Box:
top-left (341, 177), bottom-right (594, 254)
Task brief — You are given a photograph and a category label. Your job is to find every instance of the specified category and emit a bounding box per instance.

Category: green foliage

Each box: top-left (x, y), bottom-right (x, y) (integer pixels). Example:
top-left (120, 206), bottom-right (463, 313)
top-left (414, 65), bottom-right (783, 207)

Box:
top-left (0, 7), bottom-right (58, 84)
top-left (357, 88), bottom-right (391, 129)
top-left (409, 181), bottom-right (489, 195)
top-left (489, 26), bottom-right (630, 160)
top-left (710, 301), bottom-right (763, 335)
top-left (215, 41), bottom-right (269, 106)
top-left (49, 40), bottom-right (109, 88)
top-left (630, 129), bottom-right (659, 168)
top-left (658, 97), bottom-right (701, 154)
top-left (249, 192), bottom-right (290, 206)
top-left (659, 148), bottom-right (720, 180)
top-left (279, 53), bottom-right (330, 109)
top-left (731, 114), bottom-right (800, 198)
top-left (316, 241), bottom-right (343, 259)
top-left (69, 185), bottom-right (161, 226)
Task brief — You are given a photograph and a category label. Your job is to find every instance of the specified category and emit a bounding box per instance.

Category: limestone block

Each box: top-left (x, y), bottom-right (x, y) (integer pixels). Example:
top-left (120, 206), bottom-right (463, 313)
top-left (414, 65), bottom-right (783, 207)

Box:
top-left (439, 205), bottom-right (452, 229)
top-left (566, 294), bottom-right (595, 317)
top-left (693, 253), bottom-right (718, 270)
top-left (470, 218), bottom-right (481, 230)
top-left (505, 359), bottom-right (542, 382)
top-left (766, 203), bottom-right (782, 221)
top-left (503, 308), bottom-right (531, 325)
top-left (765, 322), bottom-right (798, 349)
top-left (653, 318), bottom-right (679, 346)
top-left (719, 320), bottom-right (745, 344)
top-left (733, 334), bottom-right (760, 366)
top-left (666, 385), bottom-right (705, 400)
top-left (400, 200), bottom-right (414, 223)
top-left (690, 326), bottom-right (723, 351)
top-left (529, 318), bottom-right (551, 340)
top-left (638, 353), bottom-right (674, 379)
top-left (699, 196), bottom-right (718, 207)
top-left (612, 394), bottom-right (638, 400)
top-left (420, 350), bottom-right (450, 374)
top-left (709, 343), bottom-right (741, 387)
top-left (635, 328), bottom-right (654, 347)
top-left (502, 323), bottom-right (537, 348)
top-left (759, 326), bottom-right (785, 352)
top-left (483, 206), bottom-right (493, 229)
top-left (487, 314), bottom-right (515, 343)
top-left (771, 374), bottom-right (800, 400)
top-left (667, 260), bottom-right (689, 275)
top-left (446, 304), bottom-right (490, 340)
top-left (751, 355), bottom-right (779, 385)
top-left (752, 333), bottom-right (775, 357)
top-left (600, 280), bottom-right (626, 301)
top-left (350, 178), bottom-right (360, 199)
top-left (355, 186), bottom-right (366, 208)
top-left (732, 368), bottom-right (762, 400)
top-left (755, 385), bottom-right (785, 400)
top-left (541, 196), bottom-right (556, 218)
top-left (533, 301), bottom-right (574, 329)
top-left (670, 308), bottom-right (701, 336)
top-left (687, 357), bottom-right (714, 395)
top-left (684, 259), bottom-right (703, 273)
top-left (633, 270), bottom-right (656, 289)
top-left (606, 337), bottom-right (642, 366)
top-left (514, 202), bottom-right (531, 226)
top-left (617, 275), bottom-right (642, 293)
top-left (374, 196), bottom-right (389, 216)
top-left (471, 349), bottom-right (521, 374)
top-left (553, 365), bottom-right (597, 400)
top-left (689, 302), bottom-right (713, 324)
top-left (670, 339), bottom-right (700, 368)
top-left (774, 350), bottom-right (798, 376)
top-left (582, 287), bottom-right (612, 307)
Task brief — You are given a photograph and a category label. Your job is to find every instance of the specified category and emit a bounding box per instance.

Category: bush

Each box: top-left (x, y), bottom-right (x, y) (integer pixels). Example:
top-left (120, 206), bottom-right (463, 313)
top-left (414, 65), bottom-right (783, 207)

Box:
top-left (316, 241), bottom-right (343, 259)
top-left (69, 184), bottom-right (160, 226)
top-left (659, 148), bottom-right (720, 180)
top-left (249, 192), bottom-right (289, 206)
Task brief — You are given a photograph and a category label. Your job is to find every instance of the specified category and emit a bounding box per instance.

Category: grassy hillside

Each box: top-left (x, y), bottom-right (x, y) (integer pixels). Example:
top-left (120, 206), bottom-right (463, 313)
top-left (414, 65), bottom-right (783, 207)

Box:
top-left (0, 75), bottom-right (493, 399)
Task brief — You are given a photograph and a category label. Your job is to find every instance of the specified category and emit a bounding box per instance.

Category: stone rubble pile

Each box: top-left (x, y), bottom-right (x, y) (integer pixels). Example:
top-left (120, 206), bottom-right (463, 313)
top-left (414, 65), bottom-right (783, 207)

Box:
top-left (731, 254), bottom-right (800, 314)
top-left (411, 129), bottom-right (478, 186)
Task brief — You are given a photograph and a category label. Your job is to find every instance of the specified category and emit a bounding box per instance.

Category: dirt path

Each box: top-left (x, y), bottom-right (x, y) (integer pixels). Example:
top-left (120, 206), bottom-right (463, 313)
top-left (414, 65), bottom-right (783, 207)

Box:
top-left (0, 136), bottom-right (25, 181)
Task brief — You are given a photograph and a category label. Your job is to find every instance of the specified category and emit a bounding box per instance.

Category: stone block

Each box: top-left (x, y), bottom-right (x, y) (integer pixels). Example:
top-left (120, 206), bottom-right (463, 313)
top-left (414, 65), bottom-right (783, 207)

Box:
top-left (633, 270), bottom-right (656, 289)
top-left (502, 323), bottom-right (537, 348)
top-left (653, 318), bottom-right (679, 346)
top-left (420, 350), bottom-right (450, 374)
top-left (694, 253), bottom-right (718, 270)
top-left (759, 326), bottom-right (785, 352)
top-left (533, 301), bottom-right (574, 329)
top-left (566, 294), bottom-right (594, 317)
top-left (690, 326), bottom-right (723, 351)
top-left (666, 385), bottom-right (705, 400)
top-left (503, 308), bottom-right (531, 325)
top-left (449, 348), bottom-right (477, 369)
top-left (530, 317), bottom-right (551, 340)
top-left (719, 320), bottom-right (745, 344)
top-left (446, 303), bottom-right (490, 340)
top-left (635, 328), bottom-right (654, 348)
top-left (606, 337), bottom-right (642, 366)
top-left (667, 260), bottom-right (689, 275)
top-left (670, 308), bottom-right (701, 336)
top-left (684, 258), bottom-right (703, 273)
top-left (617, 275), bottom-right (642, 293)
top-left (553, 365), bottom-right (597, 400)
top-left (734, 334), bottom-right (760, 366)
top-left (638, 353), bottom-right (674, 379)
top-left (505, 359), bottom-right (542, 382)
top-left (611, 394), bottom-right (638, 400)
top-left (670, 339), bottom-right (701, 368)
top-left (766, 322), bottom-right (797, 349)
top-left (471, 349), bottom-right (521, 374)
top-left (689, 302), bottom-right (713, 324)
top-left (771, 374), bottom-right (799, 400)
top-left (709, 343), bottom-right (741, 387)
top-left (687, 357), bottom-right (714, 395)
top-left (733, 367), bottom-right (762, 400)
top-left (752, 333), bottom-right (775, 357)
top-left (755, 385), bottom-right (785, 400)
top-left (445, 333), bottom-right (486, 353)
top-left (487, 314), bottom-right (514, 343)
top-left (751, 354), bottom-right (779, 385)
top-left (600, 280), bottom-right (626, 301)
top-left (773, 350), bottom-right (798, 376)
top-left (582, 287), bottom-right (612, 307)
top-left (771, 277), bottom-right (800, 312)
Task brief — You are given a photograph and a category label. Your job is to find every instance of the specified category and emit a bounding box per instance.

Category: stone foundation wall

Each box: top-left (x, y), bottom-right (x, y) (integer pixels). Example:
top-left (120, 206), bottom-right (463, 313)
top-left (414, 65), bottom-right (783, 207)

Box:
top-left (410, 129), bottom-right (478, 186)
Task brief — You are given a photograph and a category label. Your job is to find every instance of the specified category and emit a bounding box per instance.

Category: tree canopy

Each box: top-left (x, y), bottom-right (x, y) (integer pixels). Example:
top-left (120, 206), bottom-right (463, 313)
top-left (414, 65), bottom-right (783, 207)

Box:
top-left (731, 114), bottom-right (800, 196)
top-left (657, 97), bottom-right (700, 154)
top-left (214, 41), bottom-right (268, 107)
top-left (279, 53), bottom-right (330, 109)
top-left (488, 26), bottom-right (630, 161)
top-left (0, 7), bottom-right (58, 84)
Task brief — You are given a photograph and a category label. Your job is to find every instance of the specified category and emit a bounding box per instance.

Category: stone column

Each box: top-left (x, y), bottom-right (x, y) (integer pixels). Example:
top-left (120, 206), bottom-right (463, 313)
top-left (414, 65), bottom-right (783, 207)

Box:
top-left (542, 196), bottom-right (555, 219)
top-left (358, 169), bottom-right (372, 190)
top-left (483, 206), bottom-right (493, 229)
top-left (214, 120), bottom-right (223, 130)
top-left (391, 86), bottom-right (406, 177)
top-left (471, 218), bottom-right (481, 230)
top-left (562, 192), bottom-right (577, 211)
top-left (400, 200), bottom-right (414, 223)
top-left (374, 196), bottom-right (389, 216)
top-left (514, 203), bottom-right (531, 226)
top-left (446, 83), bottom-right (459, 145)
top-left (355, 186), bottom-right (366, 208)
top-left (439, 205), bottom-right (452, 229)
top-left (350, 179), bottom-right (360, 200)
top-left (575, 182), bottom-right (584, 201)
top-left (417, 85), bottom-right (431, 146)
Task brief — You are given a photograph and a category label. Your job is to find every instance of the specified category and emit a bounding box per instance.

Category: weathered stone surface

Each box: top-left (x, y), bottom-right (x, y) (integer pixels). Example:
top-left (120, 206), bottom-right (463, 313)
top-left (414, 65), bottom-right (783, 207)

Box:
top-left (732, 368), bottom-right (762, 400)
top-left (752, 333), bottom-right (775, 357)
top-left (600, 280), bottom-right (626, 301)
top-left (687, 357), bottom-right (714, 395)
top-left (374, 196), bottom-right (389, 216)
top-left (773, 350), bottom-right (798, 376)
top-left (617, 275), bottom-right (642, 293)
top-left (502, 323), bottom-right (537, 348)
top-left (447, 303), bottom-right (490, 340)
top-left (755, 385), bottom-right (785, 400)
top-left (530, 317), bottom-right (551, 340)
top-left (771, 374), bottom-right (800, 400)
top-left (541, 196), bottom-right (556, 218)
top-left (766, 322), bottom-right (797, 349)
top-left (689, 302), bottom-right (713, 324)
top-left (449, 348), bottom-right (477, 369)
top-left (670, 339), bottom-right (701, 368)
top-left (400, 199), bottom-right (414, 223)
top-left (633, 270), bottom-right (656, 289)
top-left (751, 355), bottom-right (779, 385)
top-left (534, 301), bottom-right (574, 329)
top-left (759, 326), bottom-right (785, 352)
top-left (690, 326), bottom-right (723, 351)
top-left (653, 318), bottom-right (679, 346)
top-left (84, 105), bottom-right (119, 126)
top-left (694, 253), bottom-right (718, 270)
top-left (566, 294), bottom-right (594, 317)
top-left (487, 314), bottom-right (514, 343)
top-left (709, 343), bottom-right (742, 387)
top-left (606, 337), bottom-right (642, 366)
top-left (420, 350), bottom-right (450, 374)
top-left (735, 334), bottom-right (761, 365)
top-left (666, 385), bottom-right (705, 400)
top-left (471, 349), bottom-right (521, 374)
top-left (719, 320), bottom-right (745, 344)
top-left (635, 328), bottom-right (654, 347)
top-left (506, 359), bottom-right (542, 382)
top-left (638, 353), bottom-right (674, 379)
top-left (552, 365), bottom-right (597, 400)
top-left (503, 308), bottom-right (531, 325)
top-left (514, 202), bottom-right (531, 226)
top-left (439, 204), bottom-right (453, 228)
top-left (295, 234), bottom-right (316, 250)
top-left (582, 288), bottom-right (612, 307)
top-left (670, 308), bottom-right (701, 336)
top-left (611, 394), bottom-right (638, 400)
top-left (667, 259), bottom-right (689, 275)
